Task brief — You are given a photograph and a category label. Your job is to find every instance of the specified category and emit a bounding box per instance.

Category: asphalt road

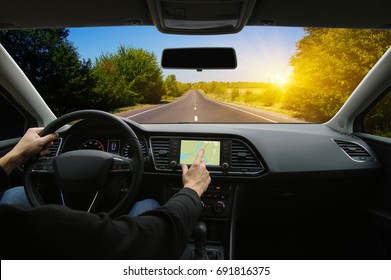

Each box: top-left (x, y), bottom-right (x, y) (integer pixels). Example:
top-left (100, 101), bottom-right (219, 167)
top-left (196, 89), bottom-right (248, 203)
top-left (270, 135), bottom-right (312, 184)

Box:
top-left (116, 90), bottom-right (303, 123)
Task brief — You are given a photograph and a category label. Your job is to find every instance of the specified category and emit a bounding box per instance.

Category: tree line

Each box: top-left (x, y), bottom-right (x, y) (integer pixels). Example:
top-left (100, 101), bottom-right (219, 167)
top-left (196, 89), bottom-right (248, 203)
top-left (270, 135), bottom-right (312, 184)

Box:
top-left (286, 28), bottom-right (391, 122)
top-left (0, 29), bottom-right (188, 116)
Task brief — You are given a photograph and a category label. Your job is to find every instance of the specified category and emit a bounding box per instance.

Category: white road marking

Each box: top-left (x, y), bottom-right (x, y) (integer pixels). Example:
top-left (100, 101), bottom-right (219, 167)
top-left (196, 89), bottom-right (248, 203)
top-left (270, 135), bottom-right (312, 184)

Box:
top-left (126, 91), bottom-right (194, 119)
top-left (211, 100), bottom-right (278, 123)
top-left (125, 90), bottom-right (277, 123)
top-left (125, 103), bottom-right (172, 118)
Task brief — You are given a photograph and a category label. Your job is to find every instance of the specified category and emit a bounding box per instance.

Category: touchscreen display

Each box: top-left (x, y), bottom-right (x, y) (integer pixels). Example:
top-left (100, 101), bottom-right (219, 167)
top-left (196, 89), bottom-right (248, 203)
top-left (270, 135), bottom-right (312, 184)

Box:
top-left (180, 140), bottom-right (220, 166)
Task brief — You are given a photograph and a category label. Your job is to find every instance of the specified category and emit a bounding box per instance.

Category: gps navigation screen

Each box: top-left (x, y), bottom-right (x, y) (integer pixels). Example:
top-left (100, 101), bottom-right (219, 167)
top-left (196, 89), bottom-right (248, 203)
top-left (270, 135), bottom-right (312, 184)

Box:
top-left (180, 140), bottom-right (221, 166)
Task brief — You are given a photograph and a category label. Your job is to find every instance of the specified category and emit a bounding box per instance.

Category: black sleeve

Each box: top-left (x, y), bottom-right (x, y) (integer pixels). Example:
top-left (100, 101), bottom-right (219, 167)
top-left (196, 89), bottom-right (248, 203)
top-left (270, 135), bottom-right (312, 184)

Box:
top-left (0, 188), bottom-right (202, 260)
top-left (0, 166), bottom-right (10, 192)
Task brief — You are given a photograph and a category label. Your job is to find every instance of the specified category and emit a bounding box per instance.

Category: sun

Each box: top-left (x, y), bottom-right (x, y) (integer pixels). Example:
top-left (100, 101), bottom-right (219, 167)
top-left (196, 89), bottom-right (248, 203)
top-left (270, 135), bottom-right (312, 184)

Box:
top-left (270, 75), bottom-right (290, 87)
top-left (274, 76), bottom-right (288, 86)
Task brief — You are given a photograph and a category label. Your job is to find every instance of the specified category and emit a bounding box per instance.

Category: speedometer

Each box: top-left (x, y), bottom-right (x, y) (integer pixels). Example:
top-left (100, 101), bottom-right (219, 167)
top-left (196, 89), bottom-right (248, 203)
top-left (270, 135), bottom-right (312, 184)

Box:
top-left (80, 139), bottom-right (105, 151)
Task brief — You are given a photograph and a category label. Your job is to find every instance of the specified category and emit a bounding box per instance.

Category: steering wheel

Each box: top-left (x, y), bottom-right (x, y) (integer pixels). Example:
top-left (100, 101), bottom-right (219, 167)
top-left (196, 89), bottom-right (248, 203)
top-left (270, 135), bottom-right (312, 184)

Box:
top-left (24, 109), bottom-right (144, 218)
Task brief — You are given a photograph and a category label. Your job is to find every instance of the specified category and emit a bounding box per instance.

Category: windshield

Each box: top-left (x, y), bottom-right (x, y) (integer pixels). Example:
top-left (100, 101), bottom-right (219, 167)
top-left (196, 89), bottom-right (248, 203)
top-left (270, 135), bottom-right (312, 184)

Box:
top-left (1, 26), bottom-right (390, 124)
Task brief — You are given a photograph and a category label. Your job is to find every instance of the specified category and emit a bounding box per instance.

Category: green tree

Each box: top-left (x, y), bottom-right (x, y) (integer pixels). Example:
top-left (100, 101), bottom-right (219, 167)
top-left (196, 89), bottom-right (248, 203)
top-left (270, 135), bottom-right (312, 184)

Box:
top-left (163, 74), bottom-right (190, 99)
top-left (261, 84), bottom-right (283, 106)
top-left (177, 82), bottom-right (191, 95)
top-left (230, 89), bottom-right (240, 101)
top-left (285, 28), bottom-right (391, 122)
top-left (164, 74), bottom-right (180, 98)
top-left (364, 91), bottom-right (391, 138)
top-left (0, 29), bottom-right (96, 116)
top-left (91, 56), bottom-right (138, 108)
top-left (92, 45), bottom-right (165, 108)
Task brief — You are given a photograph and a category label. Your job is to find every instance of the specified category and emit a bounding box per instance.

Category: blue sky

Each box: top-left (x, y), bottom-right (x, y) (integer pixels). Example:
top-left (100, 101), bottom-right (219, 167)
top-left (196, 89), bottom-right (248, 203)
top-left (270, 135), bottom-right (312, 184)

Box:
top-left (68, 26), bottom-right (305, 83)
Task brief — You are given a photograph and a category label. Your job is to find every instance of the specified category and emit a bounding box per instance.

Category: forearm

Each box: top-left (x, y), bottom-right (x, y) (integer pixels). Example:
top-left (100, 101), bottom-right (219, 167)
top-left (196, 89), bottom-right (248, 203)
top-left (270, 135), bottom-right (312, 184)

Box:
top-left (0, 166), bottom-right (11, 191)
top-left (0, 151), bottom-right (21, 175)
top-left (0, 188), bottom-right (203, 259)
top-left (113, 188), bottom-right (203, 259)
top-left (0, 128), bottom-right (58, 176)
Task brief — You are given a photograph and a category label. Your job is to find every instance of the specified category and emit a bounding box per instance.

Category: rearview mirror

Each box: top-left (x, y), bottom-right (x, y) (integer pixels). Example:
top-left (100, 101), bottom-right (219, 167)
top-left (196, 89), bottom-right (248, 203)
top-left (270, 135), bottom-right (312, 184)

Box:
top-left (161, 47), bottom-right (237, 71)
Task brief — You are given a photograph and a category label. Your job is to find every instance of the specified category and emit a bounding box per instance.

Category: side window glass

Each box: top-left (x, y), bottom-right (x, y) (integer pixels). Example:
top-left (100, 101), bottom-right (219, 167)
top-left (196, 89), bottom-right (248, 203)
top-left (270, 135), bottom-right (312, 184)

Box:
top-left (363, 89), bottom-right (391, 138)
top-left (0, 91), bottom-right (27, 140)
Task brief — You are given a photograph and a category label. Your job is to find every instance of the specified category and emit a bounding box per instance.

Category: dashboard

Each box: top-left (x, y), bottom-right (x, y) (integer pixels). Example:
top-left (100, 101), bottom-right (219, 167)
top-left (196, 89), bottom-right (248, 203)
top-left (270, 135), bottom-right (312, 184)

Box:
top-left (42, 117), bottom-right (384, 259)
top-left (51, 118), bottom-right (382, 219)
top-left (56, 119), bottom-right (270, 178)
top-left (54, 118), bottom-right (381, 177)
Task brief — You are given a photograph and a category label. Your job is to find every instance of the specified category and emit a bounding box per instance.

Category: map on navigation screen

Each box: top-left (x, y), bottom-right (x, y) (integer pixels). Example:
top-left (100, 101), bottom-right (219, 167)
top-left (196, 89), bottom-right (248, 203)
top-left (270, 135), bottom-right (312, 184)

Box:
top-left (180, 140), bottom-right (221, 166)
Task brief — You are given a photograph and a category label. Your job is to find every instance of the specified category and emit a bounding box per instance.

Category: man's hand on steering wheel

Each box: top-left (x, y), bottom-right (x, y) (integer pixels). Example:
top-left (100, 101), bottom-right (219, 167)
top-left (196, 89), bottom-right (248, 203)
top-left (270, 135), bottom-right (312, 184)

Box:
top-left (0, 128), bottom-right (58, 175)
top-left (23, 110), bottom-right (144, 218)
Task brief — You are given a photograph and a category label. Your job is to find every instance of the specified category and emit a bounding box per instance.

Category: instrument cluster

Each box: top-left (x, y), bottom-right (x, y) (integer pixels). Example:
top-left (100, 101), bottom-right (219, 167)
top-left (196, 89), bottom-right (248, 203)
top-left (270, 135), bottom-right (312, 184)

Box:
top-left (62, 131), bottom-right (148, 159)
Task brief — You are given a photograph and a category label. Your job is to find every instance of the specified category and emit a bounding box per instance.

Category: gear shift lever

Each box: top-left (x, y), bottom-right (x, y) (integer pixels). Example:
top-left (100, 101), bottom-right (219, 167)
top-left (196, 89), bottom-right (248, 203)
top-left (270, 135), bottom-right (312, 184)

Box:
top-left (194, 221), bottom-right (208, 260)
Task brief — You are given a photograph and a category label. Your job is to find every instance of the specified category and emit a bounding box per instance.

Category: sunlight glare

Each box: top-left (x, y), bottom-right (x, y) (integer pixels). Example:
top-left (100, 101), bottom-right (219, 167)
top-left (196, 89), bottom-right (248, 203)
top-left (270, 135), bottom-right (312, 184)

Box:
top-left (270, 73), bottom-right (290, 86)
top-left (274, 76), bottom-right (288, 86)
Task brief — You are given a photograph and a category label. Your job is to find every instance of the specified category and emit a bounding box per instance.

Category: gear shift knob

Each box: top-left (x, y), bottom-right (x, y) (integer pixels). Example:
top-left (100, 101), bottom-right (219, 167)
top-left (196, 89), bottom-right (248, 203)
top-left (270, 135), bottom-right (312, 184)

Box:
top-left (194, 221), bottom-right (208, 260)
top-left (194, 221), bottom-right (207, 243)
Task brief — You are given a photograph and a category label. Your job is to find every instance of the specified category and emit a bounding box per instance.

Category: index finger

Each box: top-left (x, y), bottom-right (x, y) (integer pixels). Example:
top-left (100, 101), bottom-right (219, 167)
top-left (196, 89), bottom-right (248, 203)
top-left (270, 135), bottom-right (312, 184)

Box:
top-left (194, 148), bottom-right (205, 164)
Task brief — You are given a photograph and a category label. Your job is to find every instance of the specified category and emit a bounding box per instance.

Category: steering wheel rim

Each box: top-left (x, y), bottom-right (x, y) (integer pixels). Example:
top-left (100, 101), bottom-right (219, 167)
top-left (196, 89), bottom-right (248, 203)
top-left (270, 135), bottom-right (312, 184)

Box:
top-left (24, 109), bottom-right (144, 218)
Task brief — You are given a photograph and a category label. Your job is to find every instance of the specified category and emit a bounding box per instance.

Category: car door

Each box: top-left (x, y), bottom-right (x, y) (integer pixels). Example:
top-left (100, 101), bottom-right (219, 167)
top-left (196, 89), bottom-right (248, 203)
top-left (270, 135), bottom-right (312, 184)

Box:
top-left (354, 88), bottom-right (391, 258)
top-left (0, 89), bottom-right (32, 187)
top-left (0, 43), bottom-right (54, 188)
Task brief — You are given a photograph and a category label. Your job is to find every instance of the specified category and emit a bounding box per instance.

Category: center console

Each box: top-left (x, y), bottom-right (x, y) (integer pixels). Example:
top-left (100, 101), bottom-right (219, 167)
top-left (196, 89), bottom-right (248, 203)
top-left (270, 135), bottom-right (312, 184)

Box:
top-left (171, 181), bottom-right (235, 259)
top-left (150, 136), bottom-right (265, 176)
top-left (148, 136), bottom-right (265, 259)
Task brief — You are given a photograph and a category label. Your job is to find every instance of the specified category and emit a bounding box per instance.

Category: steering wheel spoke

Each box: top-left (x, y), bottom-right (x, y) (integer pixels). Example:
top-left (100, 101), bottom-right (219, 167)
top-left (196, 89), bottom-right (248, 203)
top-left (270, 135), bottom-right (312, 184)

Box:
top-left (111, 156), bottom-right (132, 173)
top-left (60, 190), bottom-right (100, 213)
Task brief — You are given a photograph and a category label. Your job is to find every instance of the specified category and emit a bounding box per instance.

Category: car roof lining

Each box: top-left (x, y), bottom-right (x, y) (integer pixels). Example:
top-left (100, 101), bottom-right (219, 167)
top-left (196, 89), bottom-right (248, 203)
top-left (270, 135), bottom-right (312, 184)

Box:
top-left (1, 0), bottom-right (390, 32)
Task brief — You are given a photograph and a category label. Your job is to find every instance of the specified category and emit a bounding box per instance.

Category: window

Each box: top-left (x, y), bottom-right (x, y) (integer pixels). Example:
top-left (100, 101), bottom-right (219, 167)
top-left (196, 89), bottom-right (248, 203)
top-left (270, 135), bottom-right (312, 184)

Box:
top-left (0, 90), bottom-right (27, 140)
top-left (363, 89), bottom-right (391, 138)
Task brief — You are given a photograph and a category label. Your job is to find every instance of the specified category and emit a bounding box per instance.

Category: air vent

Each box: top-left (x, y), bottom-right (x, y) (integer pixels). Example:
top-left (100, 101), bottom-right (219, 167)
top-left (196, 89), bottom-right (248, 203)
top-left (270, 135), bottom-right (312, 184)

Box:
top-left (47, 138), bottom-right (62, 157)
top-left (333, 139), bottom-right (374, 162)
top-left (230, 140), bottom-right (263, 173)
top-left (140, 141), bottom-right (148, 157)
top-left (150, 138), bottom-right (170, 169)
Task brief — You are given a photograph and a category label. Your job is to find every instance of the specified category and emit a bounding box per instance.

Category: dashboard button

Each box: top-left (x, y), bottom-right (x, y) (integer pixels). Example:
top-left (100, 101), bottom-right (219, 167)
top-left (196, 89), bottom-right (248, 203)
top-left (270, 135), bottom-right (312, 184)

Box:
top-left (214, 201), bottom-right (226, 213)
